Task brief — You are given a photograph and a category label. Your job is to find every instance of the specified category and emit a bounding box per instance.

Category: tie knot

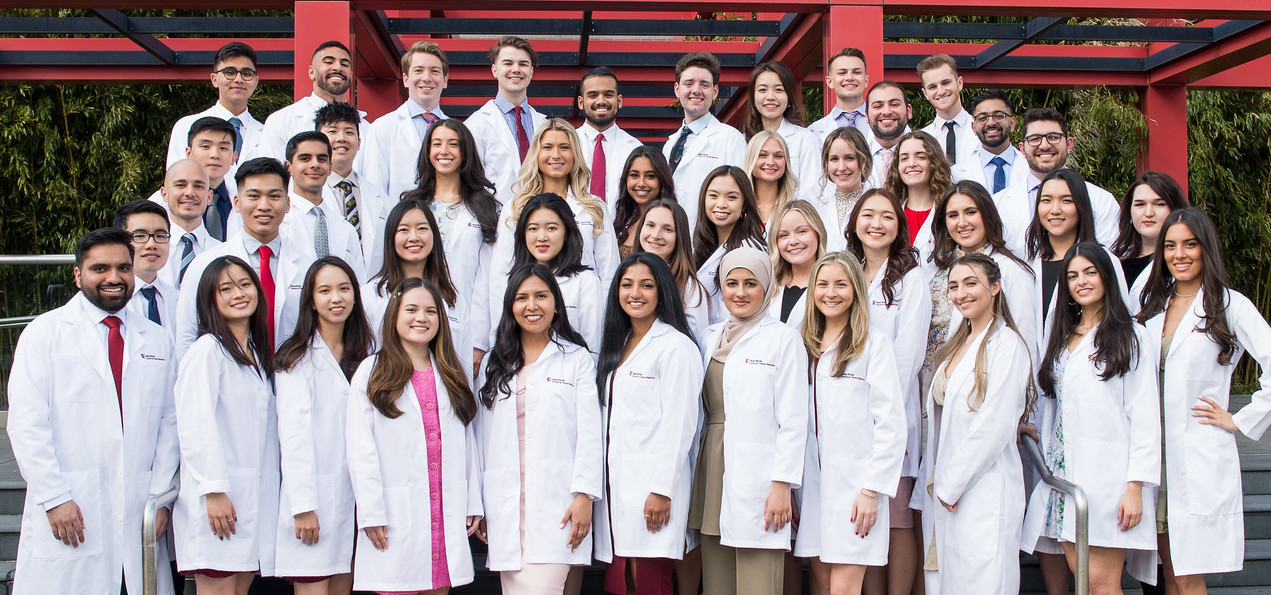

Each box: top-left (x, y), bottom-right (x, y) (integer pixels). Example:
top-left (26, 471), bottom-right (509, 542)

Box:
top-left (103, 315), bottom-right (122, 330)
top-left (944, 121), bottom-right (956, 130)
top-left (140, 286), bottom-right (157, 299)
top-left (228, 116), bottom-right (242, 128)
top-left (513, 105), bottom-right (524, 117)
top-left (420, 112), bottom-right (438, 125)
top-left (311, 205), bottom-right (325, 217)
top-left (596, 132), bottom-right (605, 143)
top-left (180, 233), bottom-right (194, 247)
top-left (336, 180), bottom-right (354, 193)
top-left (258, 245), bottom-right (273, 259)
top-left (680, 126), bottom-right (692, 136)
top-left (990, 156), bottom-right (1007, 166)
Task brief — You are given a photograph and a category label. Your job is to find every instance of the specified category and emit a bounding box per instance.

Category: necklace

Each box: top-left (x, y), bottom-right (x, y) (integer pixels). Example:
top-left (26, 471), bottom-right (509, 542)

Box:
top-left (1174, 288), bottom-right (1199, 298)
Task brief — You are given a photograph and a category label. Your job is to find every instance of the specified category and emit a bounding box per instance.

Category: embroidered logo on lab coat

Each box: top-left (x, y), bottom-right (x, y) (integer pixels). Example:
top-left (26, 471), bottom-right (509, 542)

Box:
top-left (547, 376), bottom-right (575, 387)
top-left (139, 353), bottom-right (167, 362)
top-left (628, 371), bottom-right (657, 380)
top-left (744, 358), bottom-right (776, 368)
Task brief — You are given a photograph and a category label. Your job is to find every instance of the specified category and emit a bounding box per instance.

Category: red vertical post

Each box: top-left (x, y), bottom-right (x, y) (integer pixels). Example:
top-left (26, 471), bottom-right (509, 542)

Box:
top-left (823, 2), bottom-right (884, 114)
top-left (1139, 84), bottom-right (1189, 191)
top-left (294, 1), bottom-right (352, 102)
top-left (357, 78), bottom-right (402, 120)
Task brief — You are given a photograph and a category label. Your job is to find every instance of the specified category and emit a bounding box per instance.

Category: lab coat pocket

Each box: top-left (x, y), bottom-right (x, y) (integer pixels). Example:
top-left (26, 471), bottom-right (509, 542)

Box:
top-left (725, 443), bottom-right (773, 530)
top-left (311, 474), bottom-right (340, 530)
top-left (1181, 424), bottom-right (1241, 515)
top-left (1074, 439), bottom-right (1129, 498)
top-left (823, 458), bottom-right (865, 513)
top-left (619, 453), bottom-right (655, 506)
top-left (382, 486), bottom-right (414, 534)
top-left (30, 470), bottom-right (104, 558)
top-left (51, 354), bottom-right (96, 402)
top-left (196, 468), bottom-right (259, 561)
top-left (947, 472), bottom-right (1002, 555)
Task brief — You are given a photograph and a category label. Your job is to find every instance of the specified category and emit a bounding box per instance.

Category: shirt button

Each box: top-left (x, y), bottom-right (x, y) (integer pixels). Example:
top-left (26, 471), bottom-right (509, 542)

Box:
top-left (431, 491), bottom-right (439, 499)
top-left (430, 462), bottom-right (439, 470)
top-left (428, 432), bottom-right (438, 440)
top-left (432, 552), bottom-right (439, 560)
top-left (425, 402), bottom-right (435, 410)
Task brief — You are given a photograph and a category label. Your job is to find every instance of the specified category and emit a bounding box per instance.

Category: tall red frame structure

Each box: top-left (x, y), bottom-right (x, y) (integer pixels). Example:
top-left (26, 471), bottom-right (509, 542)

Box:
top-left (5, 1), bottom-right (1271, 190)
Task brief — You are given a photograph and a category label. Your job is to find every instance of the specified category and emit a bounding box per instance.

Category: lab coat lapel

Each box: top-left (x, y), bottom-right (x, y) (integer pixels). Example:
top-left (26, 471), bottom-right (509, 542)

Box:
top-left (1166, 286), bottom-right (1207, 362)
top-left (67, 296), bottom-right (113, 389)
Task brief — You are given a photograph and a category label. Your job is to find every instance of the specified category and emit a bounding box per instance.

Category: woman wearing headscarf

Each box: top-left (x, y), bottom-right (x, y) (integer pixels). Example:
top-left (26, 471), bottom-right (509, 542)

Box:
top-left (688, 247), bottom-right (809, 595)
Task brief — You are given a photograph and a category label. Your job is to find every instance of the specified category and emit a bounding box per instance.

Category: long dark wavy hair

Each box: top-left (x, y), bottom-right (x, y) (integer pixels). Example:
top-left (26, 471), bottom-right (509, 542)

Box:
top-left (511, 193), bottom-right (589, 277)
top-left (1038, 243), bottom-right (1140, 396)
top-left (479, 264), bottom-right (589, 408)
top-left (883, 130), bottom-right (952, 208)
top-left (613, 147), bottom-right (675, 247)
top-left (844, 188), bottom-right (919, 307)
top-left (1110, 170), bottom-right (1190, 260)
top-left (275, 256), bottom-right (374, 379)
top-left (596, 253), bottom-right (694, 395)
top-left (635, 199), bottom-right (707, 309)
top-left (691, 165), bottom-right (767, 268)
top-left (402, 118), bottom-right (500, 245)
top-left (195, 255), bottom-right (273, 376)
top-left (931, 181), bottom-right (1032, 274)
top-left (1026, 169), bottom-right (1096, 261)
top-left (1136, 208), bottom-right (1239, 365)
top-left (371, 199), bottom-right (458, 307)
top-left (366, 277), bottom-right (477, 424)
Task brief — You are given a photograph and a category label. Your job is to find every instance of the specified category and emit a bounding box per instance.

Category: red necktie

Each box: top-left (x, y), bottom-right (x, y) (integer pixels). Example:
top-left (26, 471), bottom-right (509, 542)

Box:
top-left (513, 105), bottom-right (530, 163)
top-left (590, 132), bottom-right (606, 201)
top-left (103, 315), bottom-right (124, 422)
top-left (257, 245), bottom-right (275, 349)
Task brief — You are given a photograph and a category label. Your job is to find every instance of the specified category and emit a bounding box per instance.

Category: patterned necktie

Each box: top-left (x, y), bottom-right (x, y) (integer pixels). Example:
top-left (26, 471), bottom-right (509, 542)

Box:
top-left (989, 156), bottom-right (1008, 194)
top-left (838, 110), bottom-right (859, 129)
top-left (337, 180), bottom-right (359, 235)
top-left (590, 133), bottom-right (606, 200)
top-left (668, 127), bottom-right (692, 172)
top-left (103, 315), bottom-right (124, 420)
top-left (177, 233), bottom-right (194, 287)
top-left (228, 116), bottom-right (244, 160)
top-left (139, 286), bottom-right (161, 325)
top-left (944, 121), bottom-right (957, 164)
top-left (257, 245), bottom-right (275, 348)
top-left (310, 206), bottom-right (329, 257)
top-left (513, 105), bottom-right (530, 162)
top-left (416, 112), bottom-right (439, 140)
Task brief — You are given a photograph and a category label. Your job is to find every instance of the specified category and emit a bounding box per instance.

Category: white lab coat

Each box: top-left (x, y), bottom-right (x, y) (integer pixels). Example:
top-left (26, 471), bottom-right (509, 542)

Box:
top-left (7, 296), bottom-right (179, 595)
top-left (927, 321), bottom-right (1029, 595)
top-left (172, 334), bottom-right (280, 575)
top-left (1144, 287), bottom-right (1271, 575)
top-left (813, 179), bottom-right (877, 253)
top-left (577, 123), bottom-right (645, 204)
top-left (273, 339), bottom-right (356, 576)
top-left (949, 145), bottom-right (1029, 194)
top-left (794, 336), bottom-right (906, 565)
top-left (867, 264), bottom-right (932, 478)
top-left (156, 220), bottom-right (222, 290)
top-left (345, 356), bottom-right (482, 591)
top-left (911, 204), bottom-right (937, 279)
top-left (695, 239), bottom-right (766, 326)
top-left (1126, 259), bottom-right (1152, 316)
top-left (682, 280), bottom-right (712, 352)
top-left (246, 94), bottom-right (369, 164)
top-left (663, 114), bottom-right (746, 228)
top-left (1030, 245), bottom-right (1129, 356)
top-left (322, 171), bottom-right (382, 275)
top-left (698, 318), bottom-right (808, 549)
top-left (775, 119), bottom-right (825, 206)
top-left (766, 285), bottom-right (808, 329)
top-left (361, 101), bottom-right (447, 210)
top-left (465, 99), bottom-right (547, 201)
top-left (594, 321), bottom-right (705, 561)
top-left (285, 193), bottom-right (368, 283)
top-left (128, 277), bottom-right (179, 333)
top-left (920, 111), bottom-right (977, 167)
top-left (1021, 323), bottom-right (1160, 555)
top-left (362, 282), bottom-right (471, 383)
top-left (557, 272), bottom-right (605, 357)
top-left (174, 231), bottom-right (316, 359)
top-left (476, 337), bottom-right (603, 569)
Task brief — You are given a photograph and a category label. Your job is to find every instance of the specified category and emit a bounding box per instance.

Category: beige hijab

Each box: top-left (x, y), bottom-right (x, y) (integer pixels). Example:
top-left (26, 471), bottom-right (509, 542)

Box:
top-left (712, 247), bottom-right (776, 363)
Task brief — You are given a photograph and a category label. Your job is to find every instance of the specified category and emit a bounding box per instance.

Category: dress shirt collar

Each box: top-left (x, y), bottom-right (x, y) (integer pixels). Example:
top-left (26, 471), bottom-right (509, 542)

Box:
top-left (494, 94), bottom-right (532, 116)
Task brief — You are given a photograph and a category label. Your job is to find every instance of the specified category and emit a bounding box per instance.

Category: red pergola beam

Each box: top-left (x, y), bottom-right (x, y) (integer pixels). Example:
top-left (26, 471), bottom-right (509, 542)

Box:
top-left (881, 0), bottom-right (1271, 19)
top-left (1148, 20), bottom-right (1271, 85)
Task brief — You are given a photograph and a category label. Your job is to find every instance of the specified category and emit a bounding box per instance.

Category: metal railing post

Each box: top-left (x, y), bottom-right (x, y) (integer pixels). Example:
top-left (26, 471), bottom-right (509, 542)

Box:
top-left (1020, 433), bottom-right (1089, 595)
top-left (142, 484), bottom-right (180, 595)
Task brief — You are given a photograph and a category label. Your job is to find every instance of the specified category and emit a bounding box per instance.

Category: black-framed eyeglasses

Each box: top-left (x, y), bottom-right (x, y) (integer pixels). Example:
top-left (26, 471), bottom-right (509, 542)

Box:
top-left (215, 66), bottom-right (257, 81)
top-left (130, 231), bottom-right (171, 244)
top-left (1023, 132), bottom-right (1067, 147)
top-left (972, 111), bottom-right (1014, 123)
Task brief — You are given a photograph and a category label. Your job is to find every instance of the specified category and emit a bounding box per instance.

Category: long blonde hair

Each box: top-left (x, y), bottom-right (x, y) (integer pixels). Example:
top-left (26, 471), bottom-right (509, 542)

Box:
top-left (934, 252), bottom-right (1036, 415)
top-left (801, 252), bottom-right (870, 376)
top-left (507, 118), bottom-right (606, 237)
top-left (744, 130), bottom-right (799, 214)
top-left (768, 200), bottom-right (827, 287)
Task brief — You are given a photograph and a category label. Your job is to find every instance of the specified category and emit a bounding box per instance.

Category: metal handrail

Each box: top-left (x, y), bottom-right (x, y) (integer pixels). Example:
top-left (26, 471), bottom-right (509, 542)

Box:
top-left (1020, 433), bottom-right (1089, 595)
top-left (142, 482), bottom-right (180, 595)
top-left (0, 255), bottom-right (75, 266)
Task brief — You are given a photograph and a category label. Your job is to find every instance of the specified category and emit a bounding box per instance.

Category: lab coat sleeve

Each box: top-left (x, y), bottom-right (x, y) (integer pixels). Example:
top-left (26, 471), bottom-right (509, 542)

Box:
top-left (570, 354), bottom-right (604, 500)
top-left (275, 364), bottom-right (321, 515)
top-left (173, 341), bottom-right (231, 496)
top-left (466, 422), bottom-right (484, 517)
top-left (771, 330), bottom-right (809, 487)
top-left (359, 120), bottom-right (393, 204)
top-left (148, 340), bottom-right (181, 498)
top-left (5, 318), bottom-right (73, 510)
top-left (1230, 293), bottom-right (1271, 440)
top-left (1092, 187), bottom-right (1121, 248)
top-left (896, 270), bottom-right (933, 401)
top-left (345, 363), bottom-right (389, 528)
top-left (648, 338), bottom-right (706, 498)
top-left (591, 220), bottom-right (621, 291)
top-left (933, 332), bottom-right (1029, 505)
top-left (864, 338), bottom-right (907, 496)
top-left (722, 130), bottom-right (746, 168)
top-left (1123, 326), bottom-right (1162, 486)
top-left (174, 252), bottom-right (211, 360)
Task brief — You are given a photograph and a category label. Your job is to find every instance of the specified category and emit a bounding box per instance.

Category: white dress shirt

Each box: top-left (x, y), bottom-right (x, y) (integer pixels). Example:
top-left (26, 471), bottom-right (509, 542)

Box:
top-left (576, 122), bottom-right (645, 204)
top-left (920, 109), bottom-right (976, 166)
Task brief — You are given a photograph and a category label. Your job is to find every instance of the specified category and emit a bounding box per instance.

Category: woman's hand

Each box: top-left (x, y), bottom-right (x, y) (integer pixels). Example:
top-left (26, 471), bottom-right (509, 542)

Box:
top-left (939, 497), bottom-right (957, 512)
top-left (561, 493), bottom-right (593, 551)
top-left (205, 493), bottom-right (237, 540)
top-left (472, 517), bottom-right (488, 543)
top-left (294, 510), bottom-right (320, 545)
top-left (763, 481), bottom-right (793, 532)
top-left (365, 525), bottom-right (388, 551)
top-left (852, 490), bottom-right (879, 537)
top-left (466, 515), bottom-right (485, 539)
top-left (644, 493), bottom-right (671, 534)
top-left (1194, 396), bottom-right (1239, 433)
top-left (1017, 422), bottom-right (1039, 445)
top-left (1118, 482), bottom-right (1143, 531)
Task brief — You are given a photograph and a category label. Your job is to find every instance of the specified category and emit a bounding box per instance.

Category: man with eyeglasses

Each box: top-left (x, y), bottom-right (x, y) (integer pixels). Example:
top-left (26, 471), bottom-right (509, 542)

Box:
top-left (993, 107), bottom-right (1121, 252)
top-left (165, 42), bottom-right (263, 172)
top-left (115, 199), bottom-right (178, 331)
top-left (951, 90), bottom-right (1028, 194)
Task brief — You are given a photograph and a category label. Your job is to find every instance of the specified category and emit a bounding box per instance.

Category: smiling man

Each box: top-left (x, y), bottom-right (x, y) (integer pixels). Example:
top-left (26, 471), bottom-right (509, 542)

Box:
top-left (249, 41), bottom-right (368, 163)
top-left (115, 200), bottom-right (177, 330)
top-left (864, 81), bottom-right (913, 186)
top-left (466, 36), bottom-right (547, 202)
top-left (575, 67), bottom-right (643, 203)
top-left (917, 54), bottom-right (974, 166)
top-left (284, 130), bottom-right (366, 280)
top-left (663, 51), bottom-right (745, 227)
top-left (165, 42), bottom-right (263, 171)
top-left (808, 48), bottom-right (871, 140)
top-left (950, 90), bottom-right (1028, 195)
top-left (316, 101), bottom-right (379, 272)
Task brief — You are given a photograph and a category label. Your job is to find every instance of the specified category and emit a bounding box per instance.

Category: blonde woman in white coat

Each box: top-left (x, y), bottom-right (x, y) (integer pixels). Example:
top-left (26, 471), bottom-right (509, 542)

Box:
top-left (794, 252), bottom-right (906, 595)
top-left (1022, 244), bottom-right (1161, 594)
top-left (346, 277), bottom-right (483, 593)
top-left (844, 188), bottom-right (931, 594)
top-left (766, 200), bottom-right (828, 329)
top-left (477, 264), bottom-right (603, 592)
top-left (689, 247), bottom-right (808, 595)
top-left (594, 253), bottom-right (705, 594)
top-left (173, 256), bottom-right (280, 594)
top-left (272, 258), bottom-right (375, 593)
top-left (691, 166), bottom-right (768, 325)
top-left (743, 62), bottom-right (823, 206)
top-left (1108, 171), bottom-right (1190, 316)
top-left (1136, 209), bottom-right (1271, 593)
top-left (925, 252), bottom-right (1034, 595)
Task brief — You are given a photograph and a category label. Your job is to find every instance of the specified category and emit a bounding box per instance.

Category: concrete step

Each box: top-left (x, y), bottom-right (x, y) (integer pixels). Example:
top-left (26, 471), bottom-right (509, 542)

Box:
top-left (0, 481), bottom-right (23, 517)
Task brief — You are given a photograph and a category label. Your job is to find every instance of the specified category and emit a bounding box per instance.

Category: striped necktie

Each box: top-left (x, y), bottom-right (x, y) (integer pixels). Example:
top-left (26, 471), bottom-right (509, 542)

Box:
top-left (177, 233), bottom-right (195, 287)
top-left (337, 180), bottom-right (359, 235)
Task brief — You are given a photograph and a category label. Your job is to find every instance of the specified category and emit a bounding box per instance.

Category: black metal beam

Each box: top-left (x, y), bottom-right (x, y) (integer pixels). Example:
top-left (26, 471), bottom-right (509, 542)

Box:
top-left (883, 21), bottom-right (1216, 43)
top-left (444, 50), bottom-right (756, 69)
top-left (441, 84), bottom-right (739, 101)
top-left (387, 17), bottom-right (780, 37)
top-left (1144, 19), bottom-right (1266, 70)
top-left (0, 50), bottom-right (293, 67)
top-left (0, 16), bottom-right (294, 36)
top-left (885, 53), bottom-right (1145, 72)
top-left (579, 11), bottom-right (593, 68)
top-left (973, 17), bottom-right (1066, 68)
top-left (91, 10), bottom-right (176, 65)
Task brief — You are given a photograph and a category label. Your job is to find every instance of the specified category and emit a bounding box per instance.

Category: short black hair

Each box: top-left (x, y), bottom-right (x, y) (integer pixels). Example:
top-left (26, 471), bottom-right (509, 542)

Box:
top-left (312, 40), bottom-right (351, 59)
top-left (579, 66), bottom-right (618, 95)
top-left (285, 130), bottom-right (331, 162)
top-left (188, 116), bottom-right (238, 149)
top-left (75, 228), bottom-right (134, 267)
top-left (234, 156), bottom-right (290, 189)
top-left (969, 89), bottom-right (1014, 115)
top-left (214, 41), bottom-right (256, 69)
top-left (1022, 107), bottom-right (1069, 137)
top-left (314, 102), bottom-right (361, 135)
top-left (113, 199), bottom-right (170, 230)
top-left (866, 80), bottom-right (909, 105)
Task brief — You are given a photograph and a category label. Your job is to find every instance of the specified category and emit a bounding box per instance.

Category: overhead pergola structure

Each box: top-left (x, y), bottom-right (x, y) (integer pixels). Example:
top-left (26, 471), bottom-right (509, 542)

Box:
top-left (5, 2), bottom-right (1271, 190)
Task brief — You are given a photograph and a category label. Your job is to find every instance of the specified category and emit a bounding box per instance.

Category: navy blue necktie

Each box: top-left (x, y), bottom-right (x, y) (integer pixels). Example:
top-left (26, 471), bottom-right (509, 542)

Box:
top-left (139, 286), bottom-right (161, 325)
top-left (990, 156), bottom-right (1008, 194)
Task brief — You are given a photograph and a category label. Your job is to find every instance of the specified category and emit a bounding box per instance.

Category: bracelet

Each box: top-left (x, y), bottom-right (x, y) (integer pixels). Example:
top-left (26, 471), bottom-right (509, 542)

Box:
top-left (859, 490), bottom-right (878, 499)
